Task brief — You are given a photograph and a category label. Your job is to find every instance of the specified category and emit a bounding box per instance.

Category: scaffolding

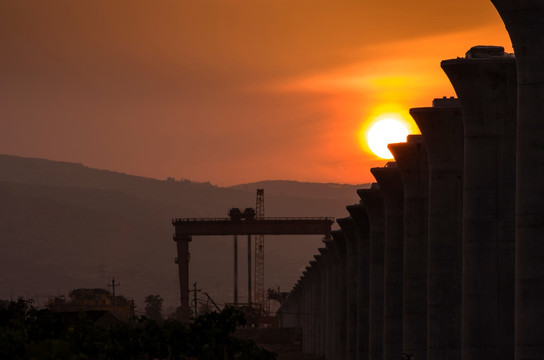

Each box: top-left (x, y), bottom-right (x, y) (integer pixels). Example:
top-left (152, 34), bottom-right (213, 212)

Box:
top-left (254, 189), bottom-right (266, 315)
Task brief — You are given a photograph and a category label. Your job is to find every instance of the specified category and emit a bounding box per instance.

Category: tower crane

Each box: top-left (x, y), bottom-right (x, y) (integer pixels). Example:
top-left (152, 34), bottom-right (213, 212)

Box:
top-left (254, 189), bottom-right (267, 315)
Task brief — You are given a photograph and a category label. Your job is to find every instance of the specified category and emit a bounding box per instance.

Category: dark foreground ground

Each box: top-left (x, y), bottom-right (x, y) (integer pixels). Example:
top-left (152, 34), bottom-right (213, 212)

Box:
top-left (235, 328), bottom-right (325, 360)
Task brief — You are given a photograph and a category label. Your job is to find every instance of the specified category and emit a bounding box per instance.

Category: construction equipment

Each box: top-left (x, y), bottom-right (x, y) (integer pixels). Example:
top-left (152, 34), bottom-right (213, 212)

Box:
top-left (172, 196), bottom-right (335, 322)
top-left (254, 189), bottom-right (266, 315)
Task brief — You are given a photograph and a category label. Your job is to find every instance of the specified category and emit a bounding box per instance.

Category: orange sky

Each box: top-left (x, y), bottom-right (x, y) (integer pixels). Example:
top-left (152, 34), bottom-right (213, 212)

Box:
top-left (0, 0), bottom-right (512, 186)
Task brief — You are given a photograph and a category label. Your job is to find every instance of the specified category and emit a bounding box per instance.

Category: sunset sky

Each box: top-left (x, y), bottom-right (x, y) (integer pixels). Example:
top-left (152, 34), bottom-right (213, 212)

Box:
top-left (0, 0), bottom-right (512, 186)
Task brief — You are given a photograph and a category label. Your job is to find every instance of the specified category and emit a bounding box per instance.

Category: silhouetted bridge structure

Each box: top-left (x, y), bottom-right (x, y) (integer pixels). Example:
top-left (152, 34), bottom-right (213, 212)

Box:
top-left (172, 217), bottom-right (334, 321)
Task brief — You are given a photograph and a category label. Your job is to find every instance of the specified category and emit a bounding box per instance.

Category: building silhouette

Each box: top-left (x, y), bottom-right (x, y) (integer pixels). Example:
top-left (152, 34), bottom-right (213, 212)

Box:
top-left (48, 288), bottom-right (135, 323)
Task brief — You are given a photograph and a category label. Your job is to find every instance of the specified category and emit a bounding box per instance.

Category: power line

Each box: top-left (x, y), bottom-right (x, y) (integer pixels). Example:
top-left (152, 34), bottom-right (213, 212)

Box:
top-left (107, 277), bottom-right (120, 318)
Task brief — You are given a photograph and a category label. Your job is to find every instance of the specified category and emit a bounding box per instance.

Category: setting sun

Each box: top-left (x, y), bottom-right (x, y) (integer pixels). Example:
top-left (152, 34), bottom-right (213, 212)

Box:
top-left (365, 119), bottom-right (409, 159)
top-left (359, 105), bottom-right (419, 160)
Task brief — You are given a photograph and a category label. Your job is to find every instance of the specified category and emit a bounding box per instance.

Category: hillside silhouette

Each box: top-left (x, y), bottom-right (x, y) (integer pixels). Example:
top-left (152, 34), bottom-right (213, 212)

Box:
top-left (0, 154), bottom-right (368, 313)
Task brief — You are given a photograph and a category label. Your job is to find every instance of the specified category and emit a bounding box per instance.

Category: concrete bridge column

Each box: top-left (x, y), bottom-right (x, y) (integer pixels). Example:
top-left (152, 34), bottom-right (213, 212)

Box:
top-left (328, 233), bottom-right (347, 360)
top-left (338, 217), bottom-right (359, 360)
top-left (293, 289), bottom-right (302, 328)
top-left (278, 288), bottom-right (291, 327)
top-left (288, 288), bottom-right (300, 328)
top-left (489, 2), bottom-right (544, 358)
top-left (174, 234), bottom-right (192, 322)
top-left (442, 46), bottom-right (517, 360)
top-left (299, 273), bottom-right (308, 354)
top-left (310, 261), bottom-right (322, 355)
top-left (293, 281), bottom-right (302, 329)
top-left (304, 266), bottom-right (314, 355)
top-left (284, 284), bottom-right (295, 328)
top-left (389, 135), bottom-right (429, 360)
top-left (315, 254), bottom-right (328, 357)
top-left (303, 272), bottom-right (315, 355)
top-left (277, 299), bottom-right (286, 327)
top-left (320, 247), bottom-right (335, 360)
top-left (347, 204), bottom-right (371, 360)
top-left (311, 265), bottom-right (320, 355)
top-left (304, 271), bottom-right (314, 355)
top-left (358, 184), bottom-right (385, 360)
top-left (305, 269), bottom-right (316, 355)
top-left (371, 164), bottom-right (404, 360)
top-left (289, 290), bottom-right (300, 328)
top-left (410, 97), bottom-right (463, 360)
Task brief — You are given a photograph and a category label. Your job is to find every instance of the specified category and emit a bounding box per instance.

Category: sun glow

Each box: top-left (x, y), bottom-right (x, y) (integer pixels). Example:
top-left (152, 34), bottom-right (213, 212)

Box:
top-left (366, 119), bottom-right (409, 159)
top-left (359, 106), bottom-right (418, 159)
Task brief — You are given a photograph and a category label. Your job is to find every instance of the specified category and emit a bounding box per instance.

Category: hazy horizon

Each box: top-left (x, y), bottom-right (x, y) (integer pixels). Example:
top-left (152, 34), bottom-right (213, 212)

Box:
top-left (0, 153), bottom-right (367, 311)
top-left (0, 152), bottom-right (372, 188)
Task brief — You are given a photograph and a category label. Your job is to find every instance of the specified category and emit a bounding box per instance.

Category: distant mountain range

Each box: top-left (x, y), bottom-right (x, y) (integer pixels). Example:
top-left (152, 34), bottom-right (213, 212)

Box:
top-left (0, 154), bottom-right (369, 314)
top-left (228, 180), bottom-right (368, 200)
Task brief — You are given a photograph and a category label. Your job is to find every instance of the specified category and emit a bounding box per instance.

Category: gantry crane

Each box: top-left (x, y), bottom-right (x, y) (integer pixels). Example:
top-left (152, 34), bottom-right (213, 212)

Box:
top-left (172, 211), bottom-right (334, 322)
top-left (254, 189), bottom-right (266, 315)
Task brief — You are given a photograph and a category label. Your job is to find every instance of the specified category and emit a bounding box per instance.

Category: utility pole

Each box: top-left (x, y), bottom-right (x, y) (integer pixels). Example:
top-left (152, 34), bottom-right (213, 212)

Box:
top-left (190, 282), bottom-right (202, 318)
top-left (108, 277), bottom-right (120, 317)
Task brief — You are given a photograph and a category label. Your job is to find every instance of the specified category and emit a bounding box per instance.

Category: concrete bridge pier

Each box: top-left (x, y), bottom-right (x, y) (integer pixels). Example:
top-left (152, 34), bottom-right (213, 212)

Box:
top-left (290, 289), bottom-right (301, 328)
top-left (311, 263), bottom-right (321, 357)
top-left (388, 136), bottom-right (429, 360)
top-left (302, 267), bottom-right (311, 354)
top-left (309, 260), bottom-right (322, 356)
top-left (278, 284), bottom-right (298, 327)
top-left (357, 184), bottom-right (385, 360)
top-left (410, 97), bottom-right (463, 360)
top-left (304, 263), bottom-right (315, 355)
top-left (489, 2), bottom-right (544, 358)
top-left (346, 204), bottom-right (371, 360)
top-left (300, 271), bottom-right (310, 354)
top-left (304, 269), bottom-right (315, 355)
top-left (292, 286), bottom-right (301, 328)
top-left (281, 282), bottom-right (296, 327)
top-left (320, 247), bottom-right (336, 360)
top-left (370, 164), bottom-right (404, 360)
top-left (337, 217), bottom-right (359, 360)
top-left (442, 46), bottom-right (517, 360)
top-left (315, 254), bottom-right (328, 357)
top-left (294, 281), bottom-right (302, 328)
top-left (295, 276), bottom-right (303, 350)
top-left (329, 232), bottom-right (347, 360)
top-left (174, 235), bottom-right (192, 322)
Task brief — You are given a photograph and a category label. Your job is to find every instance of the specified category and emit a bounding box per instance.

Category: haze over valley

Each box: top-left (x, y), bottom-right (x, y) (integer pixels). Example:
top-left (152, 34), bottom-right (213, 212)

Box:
top-left (0, 154), bottom-right (368, 314)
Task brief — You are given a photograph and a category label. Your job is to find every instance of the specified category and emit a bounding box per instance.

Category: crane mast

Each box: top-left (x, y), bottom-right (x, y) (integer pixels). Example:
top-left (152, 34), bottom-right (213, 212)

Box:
top-left (254, 189), bottom-right (266, 315)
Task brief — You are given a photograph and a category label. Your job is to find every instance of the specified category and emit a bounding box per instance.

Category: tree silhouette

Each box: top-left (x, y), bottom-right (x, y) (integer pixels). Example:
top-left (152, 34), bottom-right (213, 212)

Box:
top-left (0, 298), bottom-right (277, 359)
top-left (144, 294), bottom-right (163, 322)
